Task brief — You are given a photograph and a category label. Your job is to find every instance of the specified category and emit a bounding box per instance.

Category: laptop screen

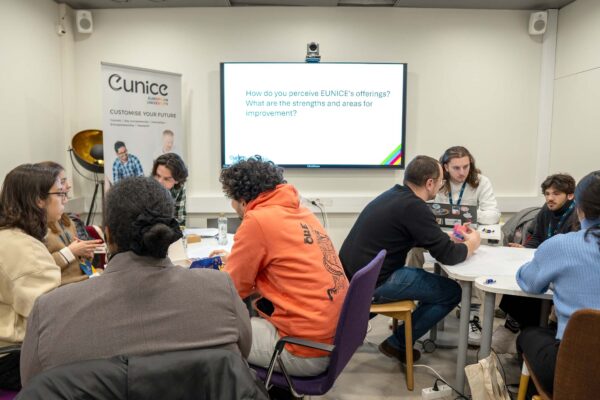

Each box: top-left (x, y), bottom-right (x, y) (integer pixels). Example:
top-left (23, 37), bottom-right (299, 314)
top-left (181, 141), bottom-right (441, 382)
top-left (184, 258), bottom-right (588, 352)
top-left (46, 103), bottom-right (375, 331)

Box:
top-left (427, 203), bottom-right (478, 228)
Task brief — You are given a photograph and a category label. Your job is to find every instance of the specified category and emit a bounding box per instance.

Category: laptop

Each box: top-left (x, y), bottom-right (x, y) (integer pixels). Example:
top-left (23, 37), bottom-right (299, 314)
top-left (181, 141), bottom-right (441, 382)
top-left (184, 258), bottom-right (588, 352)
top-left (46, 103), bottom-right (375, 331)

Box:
top-left (427, 202), bottom-right (478, 228)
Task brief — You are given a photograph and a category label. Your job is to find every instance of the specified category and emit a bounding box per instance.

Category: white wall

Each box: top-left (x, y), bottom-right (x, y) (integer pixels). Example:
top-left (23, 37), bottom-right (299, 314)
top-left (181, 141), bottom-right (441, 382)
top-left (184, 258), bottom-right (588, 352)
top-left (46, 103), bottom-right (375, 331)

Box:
top-left (0, 0), bottom-right (66, 178)
top-left (67, 7), bottom-right (546, 245)
top-left (1, 4), bottom-right (558, 247)
top-left (551, 0), bottom-right (600, 181)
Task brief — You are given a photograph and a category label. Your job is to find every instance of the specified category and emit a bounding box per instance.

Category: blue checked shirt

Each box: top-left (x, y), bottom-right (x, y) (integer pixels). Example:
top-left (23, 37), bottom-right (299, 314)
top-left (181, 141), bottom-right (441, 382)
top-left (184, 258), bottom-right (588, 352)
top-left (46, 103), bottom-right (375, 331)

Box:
top-left (112, 154), bottom-right (144, 183)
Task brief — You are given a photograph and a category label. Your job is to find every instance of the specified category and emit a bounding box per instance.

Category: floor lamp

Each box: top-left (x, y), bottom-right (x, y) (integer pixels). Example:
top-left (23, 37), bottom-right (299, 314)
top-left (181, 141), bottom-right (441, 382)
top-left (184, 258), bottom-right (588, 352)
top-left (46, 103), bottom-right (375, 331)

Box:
top-left (69, 129), bottom-right (104, 226)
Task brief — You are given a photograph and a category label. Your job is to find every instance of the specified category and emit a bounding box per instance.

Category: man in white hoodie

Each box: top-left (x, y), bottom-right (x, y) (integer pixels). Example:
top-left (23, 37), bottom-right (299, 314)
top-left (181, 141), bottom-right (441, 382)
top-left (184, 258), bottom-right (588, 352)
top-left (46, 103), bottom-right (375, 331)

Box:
top-left (435, 146), bottom-right (500, 225)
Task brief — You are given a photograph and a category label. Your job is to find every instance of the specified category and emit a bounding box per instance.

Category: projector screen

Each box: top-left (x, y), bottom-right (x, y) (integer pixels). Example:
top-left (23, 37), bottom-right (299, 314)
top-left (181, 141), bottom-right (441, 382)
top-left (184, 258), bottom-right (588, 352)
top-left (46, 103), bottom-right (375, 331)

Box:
top-left (221, 62), bottom-right (407, 168)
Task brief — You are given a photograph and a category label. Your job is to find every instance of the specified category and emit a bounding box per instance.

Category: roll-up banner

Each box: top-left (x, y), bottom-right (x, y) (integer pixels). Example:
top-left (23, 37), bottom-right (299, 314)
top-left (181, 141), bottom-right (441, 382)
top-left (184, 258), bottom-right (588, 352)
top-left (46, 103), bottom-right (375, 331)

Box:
top-left (101, 62), bottom-right (183, 185)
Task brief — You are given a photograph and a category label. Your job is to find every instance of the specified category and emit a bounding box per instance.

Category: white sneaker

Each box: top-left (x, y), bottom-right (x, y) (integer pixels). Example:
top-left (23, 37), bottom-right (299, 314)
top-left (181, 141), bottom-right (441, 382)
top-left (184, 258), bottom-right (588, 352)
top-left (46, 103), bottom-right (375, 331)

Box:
top-left (468, 316), bottom-right (482, 346)
top-left (491, 325), bottom-right (518, 354)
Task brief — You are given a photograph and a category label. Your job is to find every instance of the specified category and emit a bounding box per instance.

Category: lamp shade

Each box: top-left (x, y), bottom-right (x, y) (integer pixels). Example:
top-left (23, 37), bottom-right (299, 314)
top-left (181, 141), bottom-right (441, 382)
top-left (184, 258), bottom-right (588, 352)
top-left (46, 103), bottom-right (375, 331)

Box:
top-left (71, 129), bottom-right (104, 174)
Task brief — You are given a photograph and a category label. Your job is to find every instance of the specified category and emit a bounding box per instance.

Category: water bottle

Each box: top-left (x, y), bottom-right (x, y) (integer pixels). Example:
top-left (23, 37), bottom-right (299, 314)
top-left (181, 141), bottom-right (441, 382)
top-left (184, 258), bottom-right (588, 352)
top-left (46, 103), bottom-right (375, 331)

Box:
top-left (218, 214), bottom-right (228, 245)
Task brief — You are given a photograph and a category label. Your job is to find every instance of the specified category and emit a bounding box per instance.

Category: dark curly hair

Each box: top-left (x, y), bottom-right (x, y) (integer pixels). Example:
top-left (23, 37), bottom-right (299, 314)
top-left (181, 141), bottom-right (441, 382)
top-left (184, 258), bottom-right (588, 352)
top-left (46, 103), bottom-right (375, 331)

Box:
top-left (105, 177), bottom-right (181, 258)
top-left (219, 156), bottom-right (286, 203)
top-left (575, 170), bottom-right (600, 251)
top-left (541, 173), bottom-right (576, 195)
top-left (152, 153), bottom-right (188, 189)
top-left (0, 164), bottom-right (56, 241)
top-left (439, 146), bottom-right (481, 193)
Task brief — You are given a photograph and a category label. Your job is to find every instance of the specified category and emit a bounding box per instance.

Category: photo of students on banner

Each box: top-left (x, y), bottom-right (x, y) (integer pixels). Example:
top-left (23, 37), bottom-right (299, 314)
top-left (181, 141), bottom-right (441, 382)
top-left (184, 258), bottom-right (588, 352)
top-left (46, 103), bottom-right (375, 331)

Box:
top-left (112, 141), bottom-right (144, 183)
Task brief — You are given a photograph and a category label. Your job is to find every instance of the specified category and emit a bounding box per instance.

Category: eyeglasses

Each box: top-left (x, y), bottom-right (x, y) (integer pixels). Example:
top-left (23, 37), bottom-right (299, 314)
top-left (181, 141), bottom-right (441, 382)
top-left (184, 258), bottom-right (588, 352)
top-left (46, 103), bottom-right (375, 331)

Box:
top-left (48, 192), bottom-right (69, 199)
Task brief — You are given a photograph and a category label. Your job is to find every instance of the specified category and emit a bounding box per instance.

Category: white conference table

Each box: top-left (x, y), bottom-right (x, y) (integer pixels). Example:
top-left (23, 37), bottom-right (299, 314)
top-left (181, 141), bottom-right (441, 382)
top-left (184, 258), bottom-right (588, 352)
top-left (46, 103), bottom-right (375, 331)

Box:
top-left (430, 245), bottom-right (537, 392)
top-left (474, 275), bottom-right (552, 359)
top-left (440, 224), bottom-right (502, 244)
top-left (168, 231), bottom-right (234, 267)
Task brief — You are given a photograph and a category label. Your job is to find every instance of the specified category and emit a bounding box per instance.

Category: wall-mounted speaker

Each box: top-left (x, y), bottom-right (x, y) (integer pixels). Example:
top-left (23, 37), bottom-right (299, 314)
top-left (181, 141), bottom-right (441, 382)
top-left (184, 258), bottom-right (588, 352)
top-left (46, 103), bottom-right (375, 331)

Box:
top-left (529, 11), bottom-right (547, 36)
top-left (76, 10), bottom-right (93, 34)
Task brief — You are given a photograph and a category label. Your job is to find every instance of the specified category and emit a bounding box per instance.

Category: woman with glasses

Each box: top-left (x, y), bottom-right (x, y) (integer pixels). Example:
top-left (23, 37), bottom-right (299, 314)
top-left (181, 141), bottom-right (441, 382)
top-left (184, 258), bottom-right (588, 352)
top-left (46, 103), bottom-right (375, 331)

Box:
top-left (36, 162), bottom-right (103, 285)
top-left (0, 164), bottom-right (62, 390)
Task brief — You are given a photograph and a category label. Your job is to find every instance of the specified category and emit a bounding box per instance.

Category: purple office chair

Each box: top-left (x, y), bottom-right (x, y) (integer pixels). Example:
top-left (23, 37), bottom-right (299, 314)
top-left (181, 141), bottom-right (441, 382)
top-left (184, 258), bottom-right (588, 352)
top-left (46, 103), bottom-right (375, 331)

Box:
top-left (0, 345), bottom-right (21, 400)
top-left (0, 390), bottom-right (18, 400)
top-left (253, 250), bottom-right (386, 398)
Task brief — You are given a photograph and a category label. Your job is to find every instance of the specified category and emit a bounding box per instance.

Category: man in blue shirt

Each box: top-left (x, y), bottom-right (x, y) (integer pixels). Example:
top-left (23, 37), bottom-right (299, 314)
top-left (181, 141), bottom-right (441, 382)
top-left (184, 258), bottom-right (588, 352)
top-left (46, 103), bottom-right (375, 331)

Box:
top-left (112, 141), bottom-right (144, 183)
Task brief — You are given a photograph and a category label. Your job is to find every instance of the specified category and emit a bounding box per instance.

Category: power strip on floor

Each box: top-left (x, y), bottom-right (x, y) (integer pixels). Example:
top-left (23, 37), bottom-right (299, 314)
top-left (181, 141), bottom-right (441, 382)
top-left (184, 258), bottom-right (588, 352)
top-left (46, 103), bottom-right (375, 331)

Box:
top-left (421, 384), bottom-right (453, 399)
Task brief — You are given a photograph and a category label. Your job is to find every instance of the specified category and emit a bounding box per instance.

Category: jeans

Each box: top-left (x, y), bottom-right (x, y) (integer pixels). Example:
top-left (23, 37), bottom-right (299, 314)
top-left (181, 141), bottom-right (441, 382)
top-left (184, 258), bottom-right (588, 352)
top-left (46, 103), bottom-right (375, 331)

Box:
top-left (373, 267), bottom-right (461, 351)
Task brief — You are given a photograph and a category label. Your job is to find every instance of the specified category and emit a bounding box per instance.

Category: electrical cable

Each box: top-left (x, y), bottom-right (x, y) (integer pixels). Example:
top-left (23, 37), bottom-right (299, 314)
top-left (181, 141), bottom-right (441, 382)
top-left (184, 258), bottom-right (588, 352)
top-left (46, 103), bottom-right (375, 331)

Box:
top-left (310, 200), bottom-right (328, 229)
top-left (414, 364), bottom-right (470, 399)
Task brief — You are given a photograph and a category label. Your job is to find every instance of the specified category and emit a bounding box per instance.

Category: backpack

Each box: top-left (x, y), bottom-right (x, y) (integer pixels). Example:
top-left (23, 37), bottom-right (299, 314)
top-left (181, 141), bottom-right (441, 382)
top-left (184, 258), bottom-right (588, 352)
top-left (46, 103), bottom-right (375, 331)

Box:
top-left (501, 206), bottom-right (540, 246)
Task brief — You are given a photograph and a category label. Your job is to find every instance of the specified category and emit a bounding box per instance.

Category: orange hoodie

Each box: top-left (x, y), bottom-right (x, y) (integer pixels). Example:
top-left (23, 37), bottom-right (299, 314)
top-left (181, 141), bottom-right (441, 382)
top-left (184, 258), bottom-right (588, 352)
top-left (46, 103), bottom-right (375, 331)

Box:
top-left (224, 184), bottom-right (348, 357)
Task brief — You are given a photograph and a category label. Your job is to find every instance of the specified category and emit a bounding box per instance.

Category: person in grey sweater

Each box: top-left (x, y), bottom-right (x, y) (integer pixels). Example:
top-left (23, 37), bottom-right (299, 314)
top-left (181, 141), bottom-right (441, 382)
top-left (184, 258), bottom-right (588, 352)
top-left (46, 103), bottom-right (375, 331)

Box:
top-left (20, 177), bottom-right (251, 387)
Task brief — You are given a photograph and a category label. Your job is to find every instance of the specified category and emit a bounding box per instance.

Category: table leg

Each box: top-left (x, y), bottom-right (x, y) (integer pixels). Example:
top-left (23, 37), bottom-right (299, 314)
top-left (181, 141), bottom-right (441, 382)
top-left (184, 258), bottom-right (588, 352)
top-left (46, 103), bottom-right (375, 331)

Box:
top-left (438, 268), bottom-right (448, 332)
top-left (479, 291), bottom-right (496, 359)
top-left (456, 280), bottom-right (472, 392)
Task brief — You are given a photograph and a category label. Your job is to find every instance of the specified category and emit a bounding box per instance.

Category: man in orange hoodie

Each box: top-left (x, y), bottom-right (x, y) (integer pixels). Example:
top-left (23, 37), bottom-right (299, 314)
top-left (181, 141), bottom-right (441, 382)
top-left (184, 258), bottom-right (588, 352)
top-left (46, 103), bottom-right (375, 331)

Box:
top-left (211, 156), bottom-right (348, 377)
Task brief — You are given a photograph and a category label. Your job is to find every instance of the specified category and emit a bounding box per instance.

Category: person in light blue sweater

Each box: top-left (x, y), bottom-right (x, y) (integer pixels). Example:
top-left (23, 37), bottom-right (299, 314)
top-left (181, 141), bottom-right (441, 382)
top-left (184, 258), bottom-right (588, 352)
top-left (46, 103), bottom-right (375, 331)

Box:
top-left (516, 170), bottom-right (600, 397)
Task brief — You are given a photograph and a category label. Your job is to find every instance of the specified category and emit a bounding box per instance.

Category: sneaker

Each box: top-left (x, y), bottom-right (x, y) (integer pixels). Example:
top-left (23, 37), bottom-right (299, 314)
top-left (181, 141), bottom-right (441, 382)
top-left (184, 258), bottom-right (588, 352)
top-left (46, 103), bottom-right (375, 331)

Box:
top-left (491, 325), bottom-right (518, 354)
top-left (378, 339), bottom-right (421, 363)
top-left (468, 316), bottom-right (482, 346)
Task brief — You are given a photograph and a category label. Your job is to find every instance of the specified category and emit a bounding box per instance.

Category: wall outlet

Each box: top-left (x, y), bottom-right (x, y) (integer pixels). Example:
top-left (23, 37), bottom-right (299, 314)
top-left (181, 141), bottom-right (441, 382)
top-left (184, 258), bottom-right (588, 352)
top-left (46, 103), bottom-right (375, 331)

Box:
top-left (421, 384), bottom-right (453, 399)
top-left (310, 198), bottom-right (333, 207)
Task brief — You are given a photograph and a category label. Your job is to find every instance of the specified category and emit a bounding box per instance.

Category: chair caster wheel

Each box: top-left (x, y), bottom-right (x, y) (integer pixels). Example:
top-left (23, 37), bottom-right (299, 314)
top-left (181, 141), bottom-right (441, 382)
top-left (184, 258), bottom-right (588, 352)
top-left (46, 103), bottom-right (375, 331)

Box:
top-left (422, 339), bottom-right (436, 353)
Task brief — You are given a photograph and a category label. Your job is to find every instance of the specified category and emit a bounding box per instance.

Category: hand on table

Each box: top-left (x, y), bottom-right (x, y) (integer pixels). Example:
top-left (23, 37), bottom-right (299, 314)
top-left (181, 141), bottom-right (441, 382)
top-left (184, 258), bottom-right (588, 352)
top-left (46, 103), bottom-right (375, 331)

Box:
top-left (209, 249), bottom-right (230, 264)
top-left (508, 242), bottom-right (524, 248)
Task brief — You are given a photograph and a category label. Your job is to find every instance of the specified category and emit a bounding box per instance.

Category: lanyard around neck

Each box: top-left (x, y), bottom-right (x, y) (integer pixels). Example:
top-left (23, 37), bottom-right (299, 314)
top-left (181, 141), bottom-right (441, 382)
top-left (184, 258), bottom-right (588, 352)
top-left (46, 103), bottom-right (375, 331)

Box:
top-left (449, 182), bottom-right (467, 206)
top-left (57, 221), bottom-right (73, 247)
top-left (547, 202), bottom-right (575, 238)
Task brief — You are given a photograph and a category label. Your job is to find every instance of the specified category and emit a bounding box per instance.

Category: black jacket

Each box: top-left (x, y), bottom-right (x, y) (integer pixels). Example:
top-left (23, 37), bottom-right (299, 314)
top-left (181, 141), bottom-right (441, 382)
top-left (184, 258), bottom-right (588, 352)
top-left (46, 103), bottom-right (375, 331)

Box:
top-left (340, 184), bottom-right (468, 286)
top-left (17, 348), bottom-right (269, 400)
top-left (525, 200), bottom-right (579, 248)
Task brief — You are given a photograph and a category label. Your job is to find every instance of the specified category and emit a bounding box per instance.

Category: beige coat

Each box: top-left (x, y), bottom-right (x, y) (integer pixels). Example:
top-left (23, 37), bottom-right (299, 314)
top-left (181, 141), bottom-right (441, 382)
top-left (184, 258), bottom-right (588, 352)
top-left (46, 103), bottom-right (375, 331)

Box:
top-left (0, 228), bottom-right (60, 348)
top-left (45, 222), bottom-right (88, 286)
